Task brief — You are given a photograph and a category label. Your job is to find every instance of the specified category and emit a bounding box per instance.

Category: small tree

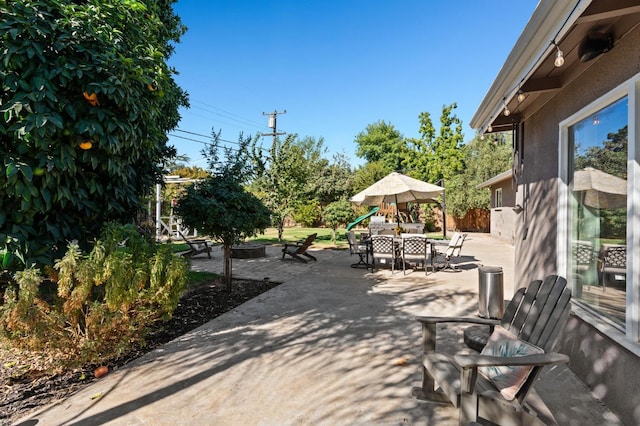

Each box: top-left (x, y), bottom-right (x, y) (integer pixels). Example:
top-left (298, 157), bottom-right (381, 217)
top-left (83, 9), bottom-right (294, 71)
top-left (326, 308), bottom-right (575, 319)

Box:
top-left (293, 200), bottom-right (321, 227)
top-left (250, 134), bottom-right (309, 241)
top-left (323, 200), bottom-right (355, 242)
top-left (175, 130), bottom-right (271, 290)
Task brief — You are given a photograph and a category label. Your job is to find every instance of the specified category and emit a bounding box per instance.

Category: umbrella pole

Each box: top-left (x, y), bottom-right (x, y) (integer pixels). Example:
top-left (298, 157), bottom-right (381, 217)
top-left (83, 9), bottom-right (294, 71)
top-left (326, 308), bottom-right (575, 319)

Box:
top-left (437, 179), bottom-right (447, 239)
top-left (395, 194), bottom-right (401, 229)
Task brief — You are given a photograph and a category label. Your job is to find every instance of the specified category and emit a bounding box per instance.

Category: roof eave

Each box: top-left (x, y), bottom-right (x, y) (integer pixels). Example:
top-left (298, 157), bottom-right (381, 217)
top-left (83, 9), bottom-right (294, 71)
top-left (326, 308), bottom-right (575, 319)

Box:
top-left (470, 0), bottom-right (593, 132)
top-left (477, 170), bottom-right (513, 189)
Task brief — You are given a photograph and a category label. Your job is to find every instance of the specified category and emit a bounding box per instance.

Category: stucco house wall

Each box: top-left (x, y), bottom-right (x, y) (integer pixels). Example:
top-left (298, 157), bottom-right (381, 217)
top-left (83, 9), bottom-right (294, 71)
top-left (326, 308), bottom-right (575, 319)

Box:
top-left (490, 207), bottom-right (517, 244)
top-left (517, 23), bottom-right (640, 423)
top-left (479, 174), bottom-right (517, 244)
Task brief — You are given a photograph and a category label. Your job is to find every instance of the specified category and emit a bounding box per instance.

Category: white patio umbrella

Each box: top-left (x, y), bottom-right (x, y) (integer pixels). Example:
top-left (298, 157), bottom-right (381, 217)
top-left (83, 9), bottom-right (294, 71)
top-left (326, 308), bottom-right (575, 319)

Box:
top-left (349, 172), bottom-right (444, 225)
top-left (573, 167), bottom-right (627, 209)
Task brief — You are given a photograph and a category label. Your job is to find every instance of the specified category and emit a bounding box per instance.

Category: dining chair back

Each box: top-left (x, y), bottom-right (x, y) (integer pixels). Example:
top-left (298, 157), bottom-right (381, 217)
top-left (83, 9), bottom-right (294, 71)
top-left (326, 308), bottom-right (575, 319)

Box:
top-left (370, 235), bottom-right (398, 273)
top-left (401, 236), bottom-right (430, 275)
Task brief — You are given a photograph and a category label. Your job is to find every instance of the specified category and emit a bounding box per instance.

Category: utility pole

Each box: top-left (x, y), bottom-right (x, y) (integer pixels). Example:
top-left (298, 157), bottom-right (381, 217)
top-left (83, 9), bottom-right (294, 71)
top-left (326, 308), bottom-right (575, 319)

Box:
top-left (262, 109), bottom-right (286, 143)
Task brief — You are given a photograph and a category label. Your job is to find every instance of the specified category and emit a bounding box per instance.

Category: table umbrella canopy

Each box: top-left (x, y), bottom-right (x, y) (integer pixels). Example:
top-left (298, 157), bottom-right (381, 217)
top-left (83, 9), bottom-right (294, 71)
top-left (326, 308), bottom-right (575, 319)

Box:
top-left (573, 167), bottom-right (627, 209)
top-left (349, 172), bottom-right (444, 206)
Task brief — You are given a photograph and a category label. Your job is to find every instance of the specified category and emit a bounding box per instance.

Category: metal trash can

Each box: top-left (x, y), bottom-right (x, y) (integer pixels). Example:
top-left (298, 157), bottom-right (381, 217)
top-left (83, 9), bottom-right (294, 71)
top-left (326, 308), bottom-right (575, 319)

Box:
top-left (478, 265), bottom-right (504, 319)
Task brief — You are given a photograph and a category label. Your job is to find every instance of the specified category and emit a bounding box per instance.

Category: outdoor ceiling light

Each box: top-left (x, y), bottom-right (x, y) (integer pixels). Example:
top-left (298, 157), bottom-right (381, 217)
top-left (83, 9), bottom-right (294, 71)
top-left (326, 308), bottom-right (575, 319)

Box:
top-left (488, 125), bottom-right (493, 132)
top-left (553, 42), bottom-right (565, 67)
top-left (503, 99), bottom-right (510, 117)
top-left (579, 31), bottom-right (613, 62)
top-left (517, 90), bottom-right (526, 103)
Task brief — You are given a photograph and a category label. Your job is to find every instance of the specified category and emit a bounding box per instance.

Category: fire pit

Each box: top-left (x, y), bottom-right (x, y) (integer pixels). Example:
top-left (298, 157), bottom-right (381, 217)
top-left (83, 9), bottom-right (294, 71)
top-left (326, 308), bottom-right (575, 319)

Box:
top-left (229, 243), bottom-right (266, 259)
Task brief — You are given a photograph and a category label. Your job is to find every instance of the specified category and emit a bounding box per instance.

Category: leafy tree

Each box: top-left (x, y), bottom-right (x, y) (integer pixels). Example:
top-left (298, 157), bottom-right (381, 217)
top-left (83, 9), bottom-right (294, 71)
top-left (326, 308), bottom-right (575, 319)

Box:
top-left (0, 0), bottom-right (188, 271)
top-left (574, 125), bottom-right (628, 238)
top-left (293, 200), bottom-right (321, 227)
top-left (175, 131), bottom-right (271, 290)
top-left (354, 120), bottom-right (408, 172)
top-left (405, 104), bottom-right (465, 183)
top-left (171, 166), bottom-right (211, 180)
top-left (352, 161), bottom-right (393, 194)
top-left (446, 132), bottom-right (512, 218)
top-left (323, 199), bottom-right (355, 241)
top-left (575, 125), bottom-right (627, 179)
top-left (165, 154), bottom-right (191, 172)
top-left (250, 134), bottom-right (309, 241)
top-left (161, 166), bottom-right (211, 217)
top-left (311, 153), bottom-right (355, 205)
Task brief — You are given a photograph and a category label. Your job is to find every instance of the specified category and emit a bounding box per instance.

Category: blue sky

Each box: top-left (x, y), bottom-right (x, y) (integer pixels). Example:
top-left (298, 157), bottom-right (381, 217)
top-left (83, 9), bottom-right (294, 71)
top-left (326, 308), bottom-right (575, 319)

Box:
top-left (167, 0), bottom-right (540, 168)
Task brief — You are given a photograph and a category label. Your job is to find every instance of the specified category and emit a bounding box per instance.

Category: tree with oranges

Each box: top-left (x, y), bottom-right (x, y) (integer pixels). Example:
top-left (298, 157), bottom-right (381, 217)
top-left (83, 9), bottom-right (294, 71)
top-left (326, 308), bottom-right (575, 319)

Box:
top-left (0, 0), bottom-right (188, 270)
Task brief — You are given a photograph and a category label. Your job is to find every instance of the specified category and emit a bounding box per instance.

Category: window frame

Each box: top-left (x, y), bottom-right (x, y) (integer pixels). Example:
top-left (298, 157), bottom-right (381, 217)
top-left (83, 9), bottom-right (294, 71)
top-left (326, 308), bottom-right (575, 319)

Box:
top-left (558, 73), bottom-right (640, 345)
top-left (495, 187), bottom-right (503, 208)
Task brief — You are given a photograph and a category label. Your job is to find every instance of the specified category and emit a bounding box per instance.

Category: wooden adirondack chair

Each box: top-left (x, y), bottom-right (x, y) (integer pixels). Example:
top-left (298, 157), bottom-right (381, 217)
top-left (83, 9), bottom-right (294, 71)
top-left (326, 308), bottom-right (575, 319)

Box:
top-left (177, 230), bottom-right (212, 259)
top-left (414, 275), bottom-right (572, 425)
top-left (281, 233), bottom-right (318, 263)
top-left (434, 232), bottom-right (467, 272)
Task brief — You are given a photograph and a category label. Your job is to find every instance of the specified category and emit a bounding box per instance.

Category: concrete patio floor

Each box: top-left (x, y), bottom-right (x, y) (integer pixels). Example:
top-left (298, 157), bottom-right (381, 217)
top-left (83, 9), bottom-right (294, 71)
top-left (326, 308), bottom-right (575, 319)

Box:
top-left (15, 233), bottom-right (622, 425)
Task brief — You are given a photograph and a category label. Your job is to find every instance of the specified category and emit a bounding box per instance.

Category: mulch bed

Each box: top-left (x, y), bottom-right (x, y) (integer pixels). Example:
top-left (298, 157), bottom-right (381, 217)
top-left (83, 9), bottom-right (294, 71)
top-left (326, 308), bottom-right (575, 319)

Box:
top-left (0, 278), bottom-right (280, 424)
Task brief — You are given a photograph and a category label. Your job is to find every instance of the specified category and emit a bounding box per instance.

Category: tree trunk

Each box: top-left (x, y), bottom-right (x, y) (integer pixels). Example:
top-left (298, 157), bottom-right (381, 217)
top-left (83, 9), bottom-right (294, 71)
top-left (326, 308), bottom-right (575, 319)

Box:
top-left (277, 221), bottom-right (284, 241)
top-left (223, 244), bottom-right (232, 291)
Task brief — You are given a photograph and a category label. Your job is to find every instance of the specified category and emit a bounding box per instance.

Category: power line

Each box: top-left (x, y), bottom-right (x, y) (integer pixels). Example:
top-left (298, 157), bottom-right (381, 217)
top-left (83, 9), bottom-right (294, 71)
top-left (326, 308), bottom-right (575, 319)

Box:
top-left (169, 129), bottom-right (271, 154)
top-left (190, 99), bottom-right (268, 130)
top-left (168, 133), bottom-right (244, 157)
top-left (173, 129), bottom-right (244, 146)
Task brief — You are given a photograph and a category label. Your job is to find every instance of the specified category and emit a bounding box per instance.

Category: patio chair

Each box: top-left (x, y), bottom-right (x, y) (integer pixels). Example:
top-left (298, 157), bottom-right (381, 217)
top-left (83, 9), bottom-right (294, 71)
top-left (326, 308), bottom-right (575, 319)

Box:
top-left (414, 275), bottom-right (571, 426)
top-left (572, 240), bottom-right (594, 288)
top-left (433, 232), bottom-right (466, 272)
top-left (177, 230), bottom-right (212, 259)
top-left (347, 231), bottom-right (369, 268)
top-left (281, 233), bottom-right (317, 263)
top-left (401, 235), bottom-right (431, 275)
top-left (598, 244), bottom-right (626, 291)
top-left (370, 235), bottom-right (399, 273)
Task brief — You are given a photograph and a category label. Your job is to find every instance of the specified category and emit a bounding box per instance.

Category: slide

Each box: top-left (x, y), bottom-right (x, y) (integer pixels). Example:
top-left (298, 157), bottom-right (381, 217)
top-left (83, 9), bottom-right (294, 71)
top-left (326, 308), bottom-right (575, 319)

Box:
top-left (346, 207), bottom-right (379, 231)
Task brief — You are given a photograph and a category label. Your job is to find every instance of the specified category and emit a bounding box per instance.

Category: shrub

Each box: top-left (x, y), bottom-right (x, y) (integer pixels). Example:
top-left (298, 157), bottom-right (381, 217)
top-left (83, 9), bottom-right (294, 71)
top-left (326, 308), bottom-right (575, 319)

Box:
top-left (0, 224), bottom-right (188, 369)
top-left (323, 200), bottom-right (355, 241)
top-left (293, 200), bottom-right (321, 227)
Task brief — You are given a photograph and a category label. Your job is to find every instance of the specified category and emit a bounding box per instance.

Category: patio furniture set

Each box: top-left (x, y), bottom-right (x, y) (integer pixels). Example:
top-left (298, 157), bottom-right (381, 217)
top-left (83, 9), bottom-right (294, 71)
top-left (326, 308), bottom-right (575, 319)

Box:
top-left (347, 230), bottom-right (467, 274)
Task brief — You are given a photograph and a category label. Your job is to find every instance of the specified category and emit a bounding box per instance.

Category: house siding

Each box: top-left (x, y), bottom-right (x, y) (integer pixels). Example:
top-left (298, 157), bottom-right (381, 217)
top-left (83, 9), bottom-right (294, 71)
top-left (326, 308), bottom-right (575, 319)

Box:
top-left (488, 179), bottom-right (517, 244)
top-left (517, 24), bottom-right (640, 424)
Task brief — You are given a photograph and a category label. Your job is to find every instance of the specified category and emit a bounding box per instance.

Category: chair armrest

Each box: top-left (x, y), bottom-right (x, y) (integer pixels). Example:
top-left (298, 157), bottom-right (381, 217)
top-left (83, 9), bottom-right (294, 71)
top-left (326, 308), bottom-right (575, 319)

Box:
top-left (453, 352), bottom-right (569, 394)
top-left (417, 316), bottom-right (500, 355)
top-left (454, 352), bottom-right (569, 369)
top-left (415, 316), bottom-right (500, 326)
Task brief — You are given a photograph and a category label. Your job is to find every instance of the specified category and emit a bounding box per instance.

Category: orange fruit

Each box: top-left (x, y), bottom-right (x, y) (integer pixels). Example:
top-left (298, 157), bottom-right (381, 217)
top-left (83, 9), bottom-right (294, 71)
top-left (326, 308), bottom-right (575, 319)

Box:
top-left (94, 366), bottom-right (108, 378)
top-left (79, 141), bottom-right (93, 150)
top-left (147, 82), bottom-right (157, 91)
top-left (83, 92), bottom-right (99, 106)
